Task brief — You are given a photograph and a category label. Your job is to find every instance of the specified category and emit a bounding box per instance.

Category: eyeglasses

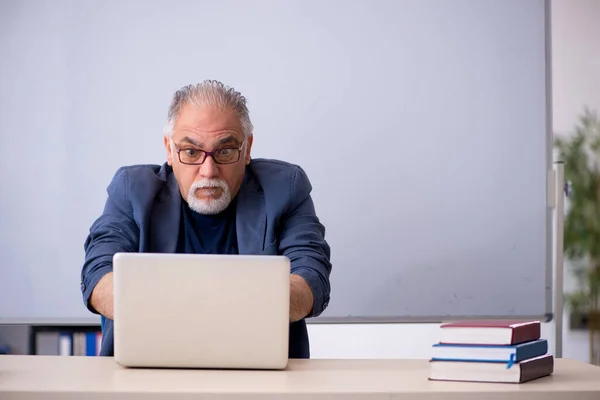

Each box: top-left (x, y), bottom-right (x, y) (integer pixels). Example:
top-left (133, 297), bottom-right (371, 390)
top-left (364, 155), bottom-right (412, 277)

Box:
top-left (172, 141), bottom-right (245, 165)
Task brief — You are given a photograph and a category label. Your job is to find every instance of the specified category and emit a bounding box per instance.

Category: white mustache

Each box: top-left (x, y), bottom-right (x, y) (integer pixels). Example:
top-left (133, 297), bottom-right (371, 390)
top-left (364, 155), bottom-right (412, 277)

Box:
top-left (191, 179), bottom-right (227, 191)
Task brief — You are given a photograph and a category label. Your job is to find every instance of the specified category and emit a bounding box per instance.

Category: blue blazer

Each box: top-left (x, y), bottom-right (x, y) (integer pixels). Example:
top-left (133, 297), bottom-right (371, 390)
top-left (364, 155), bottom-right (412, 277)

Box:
top-left (80, 158), bottom-right (332, 358)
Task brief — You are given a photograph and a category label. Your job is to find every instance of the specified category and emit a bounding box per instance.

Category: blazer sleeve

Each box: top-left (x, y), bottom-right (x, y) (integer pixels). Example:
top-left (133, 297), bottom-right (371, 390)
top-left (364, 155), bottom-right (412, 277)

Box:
top-left (80, 167), bottom-right (140, 314)
top-left (278, 166), bottom-right (332, 318)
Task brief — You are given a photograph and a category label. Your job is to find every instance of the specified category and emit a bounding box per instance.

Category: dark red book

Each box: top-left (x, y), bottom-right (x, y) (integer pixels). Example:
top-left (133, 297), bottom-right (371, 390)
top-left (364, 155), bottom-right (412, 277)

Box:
top-left (439, 320), bottom-right (541, 345)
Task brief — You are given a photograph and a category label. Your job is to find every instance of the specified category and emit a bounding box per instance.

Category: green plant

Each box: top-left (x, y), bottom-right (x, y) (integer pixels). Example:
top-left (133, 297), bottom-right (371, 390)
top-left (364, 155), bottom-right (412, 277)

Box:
top-left (554, 108), bottom-right (600, 365)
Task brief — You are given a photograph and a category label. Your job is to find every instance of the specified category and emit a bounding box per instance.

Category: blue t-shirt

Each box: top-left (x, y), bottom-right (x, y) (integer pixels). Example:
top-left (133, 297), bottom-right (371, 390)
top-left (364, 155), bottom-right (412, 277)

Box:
top-left (176, 198), bottom-right (238, 255)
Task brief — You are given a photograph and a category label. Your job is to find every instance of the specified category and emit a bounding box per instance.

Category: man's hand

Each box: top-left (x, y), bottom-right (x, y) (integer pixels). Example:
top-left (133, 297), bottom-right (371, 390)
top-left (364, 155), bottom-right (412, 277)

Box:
top-left (90, 272), bottom-right (114, 320)
top-left (289, 274), bottom-right (314, 322)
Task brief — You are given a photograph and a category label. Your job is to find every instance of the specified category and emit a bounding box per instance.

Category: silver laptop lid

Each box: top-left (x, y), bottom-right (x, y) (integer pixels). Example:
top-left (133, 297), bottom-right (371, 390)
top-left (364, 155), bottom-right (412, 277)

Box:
top-left (113, 253), bottom-right (290, 369)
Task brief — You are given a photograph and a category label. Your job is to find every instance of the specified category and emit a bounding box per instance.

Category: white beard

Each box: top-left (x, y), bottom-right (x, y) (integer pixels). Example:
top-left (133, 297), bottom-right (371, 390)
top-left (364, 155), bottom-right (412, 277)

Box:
top-left (186, 178), bottom-right (232, 215)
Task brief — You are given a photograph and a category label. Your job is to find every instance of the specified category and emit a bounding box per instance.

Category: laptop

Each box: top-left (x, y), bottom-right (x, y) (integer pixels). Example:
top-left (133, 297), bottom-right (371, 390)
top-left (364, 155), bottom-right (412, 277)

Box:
top-left (112, 252), bottom-right (291, 369)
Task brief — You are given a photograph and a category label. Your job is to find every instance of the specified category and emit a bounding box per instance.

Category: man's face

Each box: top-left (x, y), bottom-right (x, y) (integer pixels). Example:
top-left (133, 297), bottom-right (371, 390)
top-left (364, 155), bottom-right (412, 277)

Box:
top-left (164, 103), bottom-right (253, 214)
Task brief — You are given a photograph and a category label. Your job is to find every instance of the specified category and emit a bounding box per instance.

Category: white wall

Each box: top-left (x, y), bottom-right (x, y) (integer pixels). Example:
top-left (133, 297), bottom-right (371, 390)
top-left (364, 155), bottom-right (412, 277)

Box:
top-left (551, 0), bottom-right (600, 134)
top-left (308, 322), bottom-right (559, 359)
top-left (307, 0), bottom-right (600, 362)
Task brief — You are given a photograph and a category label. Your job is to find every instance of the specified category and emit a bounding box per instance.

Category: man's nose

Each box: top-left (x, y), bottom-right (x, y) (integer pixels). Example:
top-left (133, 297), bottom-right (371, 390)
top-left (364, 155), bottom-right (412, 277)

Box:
top-left (199, 156), bottom-right (219, 178)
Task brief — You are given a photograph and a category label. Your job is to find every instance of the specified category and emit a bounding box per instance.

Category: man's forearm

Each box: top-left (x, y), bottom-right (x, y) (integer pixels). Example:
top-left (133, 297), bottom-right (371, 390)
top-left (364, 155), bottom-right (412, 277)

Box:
top-left (289, 274), bottom-right (314, 322)
top-left (90, 272), bottom-right (114, 320)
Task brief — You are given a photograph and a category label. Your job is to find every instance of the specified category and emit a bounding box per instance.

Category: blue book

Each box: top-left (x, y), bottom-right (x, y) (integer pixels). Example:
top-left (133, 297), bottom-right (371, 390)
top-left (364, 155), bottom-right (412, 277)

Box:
top-left (85, 332), bottom-right (97, 356)
top-left (431, 339), bottom-right (548, 367)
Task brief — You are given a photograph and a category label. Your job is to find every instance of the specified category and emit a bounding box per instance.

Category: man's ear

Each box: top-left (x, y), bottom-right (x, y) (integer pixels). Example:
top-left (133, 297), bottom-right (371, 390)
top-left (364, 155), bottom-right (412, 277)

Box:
top-left (164, 136), bottom-right (174, 166)
top-left (245, 135), bottom-right (253, 165)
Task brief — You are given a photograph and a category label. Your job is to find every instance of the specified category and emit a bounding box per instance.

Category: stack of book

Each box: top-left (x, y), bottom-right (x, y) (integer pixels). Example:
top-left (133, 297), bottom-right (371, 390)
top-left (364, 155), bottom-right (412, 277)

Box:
top-left (34, 329), bottom-right (102, 356)
top-left (428, 320), bottom-right (554, 383)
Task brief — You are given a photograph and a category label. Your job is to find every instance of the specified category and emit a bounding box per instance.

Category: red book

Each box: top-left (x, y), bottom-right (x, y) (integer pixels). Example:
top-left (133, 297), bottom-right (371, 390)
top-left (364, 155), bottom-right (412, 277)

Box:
top-left (439, 320), bottom-right (541, 345)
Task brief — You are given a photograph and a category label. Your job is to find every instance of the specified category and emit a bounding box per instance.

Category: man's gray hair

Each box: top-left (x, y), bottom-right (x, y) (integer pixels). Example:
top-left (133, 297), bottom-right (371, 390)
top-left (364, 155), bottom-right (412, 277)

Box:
top-left (163, 80), bottom-right (253, 138)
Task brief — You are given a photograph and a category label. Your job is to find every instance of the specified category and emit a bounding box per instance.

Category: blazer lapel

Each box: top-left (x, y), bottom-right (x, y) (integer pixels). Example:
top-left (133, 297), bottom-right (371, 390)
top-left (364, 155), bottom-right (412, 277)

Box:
top-left (236, 169), bottom-right (266, 254)
top-left (149, 167), bottom-right (181, 253)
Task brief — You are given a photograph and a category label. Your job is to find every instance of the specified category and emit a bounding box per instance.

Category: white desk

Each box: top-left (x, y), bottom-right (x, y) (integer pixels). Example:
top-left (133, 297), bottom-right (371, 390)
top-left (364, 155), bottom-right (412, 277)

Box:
top-left (1, 356), bottom-right (599, 399)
